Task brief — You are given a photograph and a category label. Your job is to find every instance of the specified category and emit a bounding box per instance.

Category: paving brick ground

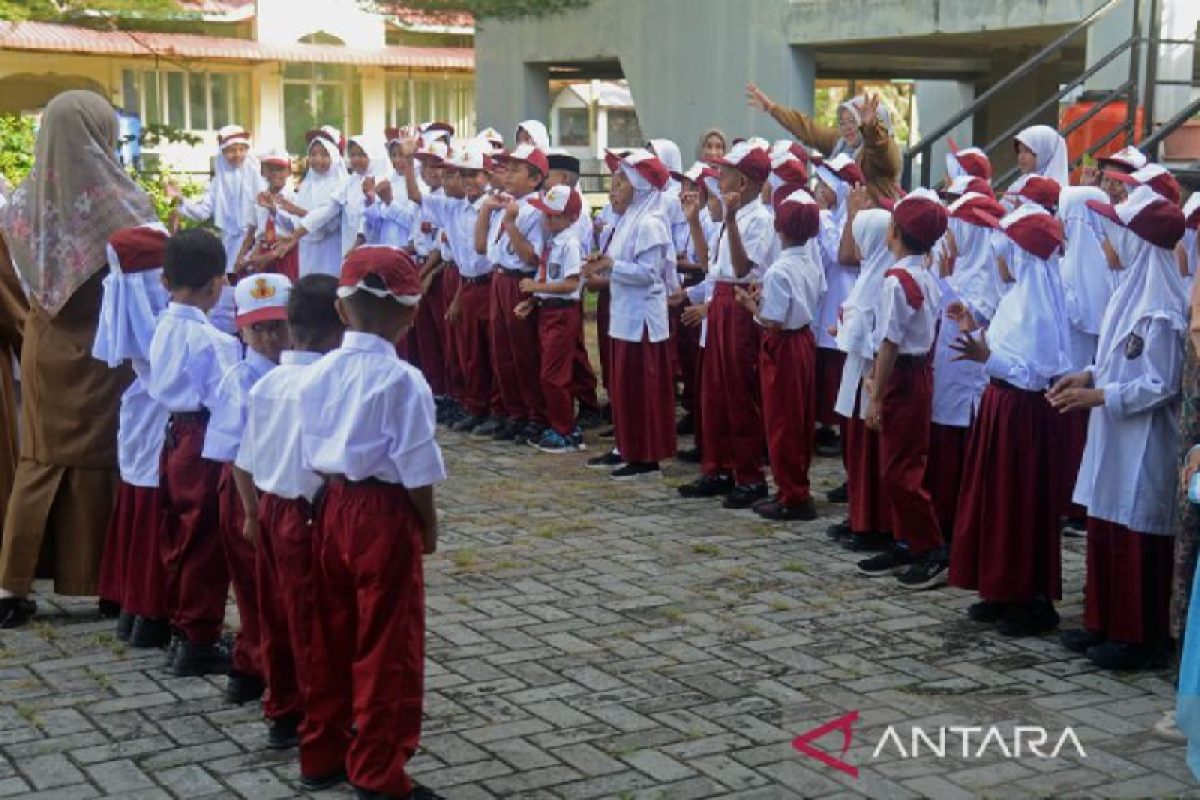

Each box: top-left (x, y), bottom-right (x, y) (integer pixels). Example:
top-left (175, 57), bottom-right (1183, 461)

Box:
top-left (1, 427), bottom-right (1197, 798)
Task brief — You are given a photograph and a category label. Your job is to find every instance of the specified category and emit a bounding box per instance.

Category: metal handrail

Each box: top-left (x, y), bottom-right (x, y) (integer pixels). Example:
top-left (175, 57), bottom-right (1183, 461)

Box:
top-left (901, 0), bottom-right (1129, 188)
top-left (1139, 94), bottom-right (1200, 158)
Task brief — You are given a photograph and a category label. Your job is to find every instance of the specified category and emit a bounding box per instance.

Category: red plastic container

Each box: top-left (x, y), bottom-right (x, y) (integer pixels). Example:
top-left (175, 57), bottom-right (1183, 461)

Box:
top-left (1060, 95), bottom-right (1143, 182)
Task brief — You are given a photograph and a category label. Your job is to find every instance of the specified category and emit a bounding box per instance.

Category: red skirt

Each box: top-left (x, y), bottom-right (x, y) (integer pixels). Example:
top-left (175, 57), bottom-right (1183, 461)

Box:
top-left (120, 484), bottom-right (167, 620)
top-left (414, 268), bottom-right (448, 396)
top-left (950, 381), bottom-right (1062, 603)
top-left (97, 481), bottom-right (136, 607)
top-left (760, 328), bottom-right (816, 506)
top-left (595, 288), bottom-right (612, 395)
top-left (611, 335), bottom-right (677, 464)
top-left (924, 423), bottom-right (970, 536)
top-left (1059, 408), bottom-right (1090, 519)
top-left (844, 392), bottom-right (891, 535)
top-left (1083, 518), bottom-right (1173, 645)
top-left (814, 347), bottom-right (847, 428)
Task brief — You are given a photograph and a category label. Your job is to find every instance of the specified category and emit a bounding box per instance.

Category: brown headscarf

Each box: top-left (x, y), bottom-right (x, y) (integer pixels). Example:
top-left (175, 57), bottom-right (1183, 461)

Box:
top-left (0, 90), bottom-right (156, 316)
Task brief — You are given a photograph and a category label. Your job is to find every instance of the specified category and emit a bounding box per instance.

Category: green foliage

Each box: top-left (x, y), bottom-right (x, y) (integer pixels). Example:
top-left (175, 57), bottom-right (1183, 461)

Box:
top-left (370, 0), bottom-right (593, 21)
top-left (0, 0), bottom-right (175, 22)
top-left (0, 115), bottom-right (36, 189)
top-left (816, 82), bottom-right (913, 147)
top-left (131, 167), bottom-right (204, 225)
top-left (135, 123), bottom-right (202, 150)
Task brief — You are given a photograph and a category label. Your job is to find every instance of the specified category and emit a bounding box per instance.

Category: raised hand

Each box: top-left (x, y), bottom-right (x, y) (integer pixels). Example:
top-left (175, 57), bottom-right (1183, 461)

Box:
top-left (745, 83), bottom-right (775, 114)
top-left (858, 92), bottom-right (881, 129)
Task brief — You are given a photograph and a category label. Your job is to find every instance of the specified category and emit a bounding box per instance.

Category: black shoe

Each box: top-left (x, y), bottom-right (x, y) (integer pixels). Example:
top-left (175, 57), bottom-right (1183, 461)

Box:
top-left (354, 787), bottom-right (446, 800)
top-left (967, 601), bottom-right (1010, 623)
top-left (843, 531), bottom-right (894, 552)
top-left (610, 462), bottom-right (661, 481)
top-left (300, 768), bottom-right (348, 793)
top-left (815, 441), bottom-right (842, 458)
top-left (1061, 628), bottom-right (1106, 654)
top-left (586, 450), bottom-right (625, 470)
top-left (116, 612), bottom-right (136, 642)
top-left (826, 482), bottom-right (849, 504)
top-left (0, 597), bottom-right (36, 629)
top-left (576, 406), bottom-right (605, 430)
top-left (492, 418), bottom-right (522, 441)
top-left (472, 416), bottom-right (504, 437)
top-left (676, 446), bottom-right (702, 463)
top-left (225, 671), bottom-right (266, 704)
top-left (451, 414), bottom-right (486, 433)
top-left (814, 427), bottom-right (838, 447)
top-left (996, 599), bottom-right (1060, 638)
top-left (98, 599), bottom-right (122, 619)
top-left (826, 521), bottom-right (853, 541)
top-left (1062, 517), bottom-right (1087, 539)
top-left (514, 422), bottom-right (544, 446)
top-left (722, 483), bottom-right (769, 509)
top-left (895, 550), bottom-right (949, 590)
top-left (267, 715), bottom-right (302, 750)
top-left (129, 616), bottom-right (172, 649)
top-left (597, 427), bottom-right (616, 440)
top-left (162, 631), bottom-right (184, 670)
top-left (678, 474), bottom-right (734, 499)
top-left (444, 402), bottom-right (468, 427)
top-left (857, 547), bottom-right (913, 577)
top-left (1086, 640), bottom-right (1169, 671)
top-left (676, 414), bottom-right (695, 435)
top-left (171, 640), bottom-right (232, 678)
top-left (755, 498), bottom-right (818, 521)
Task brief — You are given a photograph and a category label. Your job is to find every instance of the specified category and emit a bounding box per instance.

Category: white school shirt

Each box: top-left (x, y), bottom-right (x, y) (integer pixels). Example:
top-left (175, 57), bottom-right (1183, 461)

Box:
top-left (708, 197), bottom-right (776, 284)
top-left (236, 350), bottom-right (324, 501)
top-left (537, 228), bottom-right (584, 301)
top-left (146, 303), bottom-right (240, 414)
top-left (253, 188), bottom-right (299, 247)
top-left (363, 193), bottom-right (420, 250)
top-left (757, 245), bottom-right (826, 330)
top-left (608, 202), bottom-right (672, 344)
top-left (486, 195), bottom-right (545, 273)
top-left (118, 371), bottom-right (169, 488)
top-left (413, 188), bottom-right (443, 259)
top-left (874, 255), bottom-right (941, 356)
top-left (179, 184), bottom-right (257, 275)
top-left (930, 278), bottom-right (987, 427)
top-left (1072, 316), bottom-right (1183, 535)
top-left (298, 331), bottom-right (447, 487)
top-left (815, 211), bottom-right (858, 349)
top-left (422, 193), bottom-right (485, 274)
top-left (202, 348), bottom-right (276, 462)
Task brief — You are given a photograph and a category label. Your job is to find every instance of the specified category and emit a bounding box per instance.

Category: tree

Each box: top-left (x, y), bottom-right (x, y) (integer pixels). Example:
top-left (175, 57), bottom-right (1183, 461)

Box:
top-left (369, 0), bottom-right (594, 22)
top-left (0, 0), bottom-right (175, 23)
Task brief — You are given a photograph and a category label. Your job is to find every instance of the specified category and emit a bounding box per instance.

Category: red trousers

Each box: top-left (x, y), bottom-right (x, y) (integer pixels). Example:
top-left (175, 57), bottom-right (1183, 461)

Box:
top-left (218, 464), bottom-right (263, 679)
top-left (611, 335), bottom-right (677, 464)
top-left (256, 493), bottom-right (313, 722)
top-left (676, 308), bottom-right (703, 420)
top-left (414, 267), bottom-right (448, 396)
top-left (925, 423), bottom-right (969, 538)
top-left (595, 288), bottom-right (612, 395)
top-left (1060, 408), bottom-right (1090, 519)
top-left (1084, 519), bottom-right (1173, 645)
top-left (845, 395), bottom-right (891, 535)
top-left (454, 278), bottom-right (496, 418)
top-left (119, 484), bottom-right (167, 619)
top-left (570, 317), bottom-right (600, 414)
top-left (301, 481), bottom-right (424, 797)
top-left (441, 265), bottom-right (465, 403)
top-left (815, 347), bottom-right (847, 428)
top-left (539, 304), bottom-right (582, 435)
top-left (950, 381), bottom-right (1063, 603)
top-left (98, 481), bottom-right (136, 607)
top-left (701, 283), bottom-right (763, 485)
top-left (489, 271), bottom-right (544, 424)
top-left (160, 418), bottom-right (228, 645)
top-left (878, 363), bottom-right (943, 555)
top-left (760, 328), bottom-right (816, 506)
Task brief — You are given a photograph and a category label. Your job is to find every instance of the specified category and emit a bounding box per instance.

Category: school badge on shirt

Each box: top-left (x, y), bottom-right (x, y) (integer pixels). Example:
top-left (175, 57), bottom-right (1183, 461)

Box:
top-left (1125, 333), bottom-right (1145, 360)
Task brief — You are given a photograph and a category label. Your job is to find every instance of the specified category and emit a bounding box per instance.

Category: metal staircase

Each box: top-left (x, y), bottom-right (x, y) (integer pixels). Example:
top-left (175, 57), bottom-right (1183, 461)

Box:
top-left (901, 0), bottom-right (1200, 191)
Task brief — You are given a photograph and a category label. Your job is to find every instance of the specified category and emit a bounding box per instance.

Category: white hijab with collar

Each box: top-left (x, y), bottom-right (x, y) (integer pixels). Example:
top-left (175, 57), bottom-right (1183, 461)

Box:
top-left (1057, 185), bottom-right (1117, 336)
top-left (609, 160), bottom-right (672, 265)
top-left (1015, 125), bottom-right (1069, 187)
top-left (946, 193), bottom-right (1004, 320)
top-left (836, 209), bottom-right (891, 360)
top-left (297, 134), bottom-right (348, 213)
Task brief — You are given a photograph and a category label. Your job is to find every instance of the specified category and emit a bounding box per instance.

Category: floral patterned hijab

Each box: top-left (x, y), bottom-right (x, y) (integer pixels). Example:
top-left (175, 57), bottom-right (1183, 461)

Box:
top-left (0, 90), bottom-right (156, 316)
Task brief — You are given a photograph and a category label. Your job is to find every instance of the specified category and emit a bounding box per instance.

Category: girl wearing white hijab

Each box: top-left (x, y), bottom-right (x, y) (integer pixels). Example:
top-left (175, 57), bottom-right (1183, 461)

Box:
top-left (279, 127), bottom-right (349, 277)
top-left (583, 150), bottom-right (676, 481)
top-left (949, 204), bottom-right (1074, 639)
top-left (647, 138), bottom-right (691, 259)
top-left (302, 133), bottom-right (389, 258)
top-left (1050, 185), bottom-right (1186, 671)
top-left (170, 124), bottom-right (261, 332)
top-left (515, 119), bottom-right (550, 152)
top-left (1014, 124), bottom-right (1070, 187)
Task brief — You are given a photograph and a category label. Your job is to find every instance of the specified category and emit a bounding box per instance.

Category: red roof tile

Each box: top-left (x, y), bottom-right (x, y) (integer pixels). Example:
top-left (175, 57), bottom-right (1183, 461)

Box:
top-left (0, 21), bottom-right (473, 69)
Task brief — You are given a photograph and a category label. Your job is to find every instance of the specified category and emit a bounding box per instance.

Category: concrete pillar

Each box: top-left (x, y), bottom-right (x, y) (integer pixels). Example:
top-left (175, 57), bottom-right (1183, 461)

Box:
top-left (253, 63), bottom-right (284, 148)
top-left (361, 67), bottom-right (387, 138)
top-left (913, 80), bottom-right (976, 186)
top-left (788, 46), bottom-right (817, 117)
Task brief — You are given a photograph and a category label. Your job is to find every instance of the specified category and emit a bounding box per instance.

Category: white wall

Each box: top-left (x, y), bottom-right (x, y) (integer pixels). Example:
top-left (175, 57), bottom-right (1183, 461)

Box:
top-left (913, 80), bottom-right (977, 185)
top-left (254, 0), bottom-right (384, 47)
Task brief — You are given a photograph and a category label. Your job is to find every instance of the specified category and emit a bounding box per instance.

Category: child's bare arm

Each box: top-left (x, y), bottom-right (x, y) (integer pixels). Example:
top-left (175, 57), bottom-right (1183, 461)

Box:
top-left (406, 485), bottom-right (438, 555)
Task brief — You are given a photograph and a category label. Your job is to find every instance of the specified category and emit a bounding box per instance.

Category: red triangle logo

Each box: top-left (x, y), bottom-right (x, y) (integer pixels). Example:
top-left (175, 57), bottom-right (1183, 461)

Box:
top-left (792, 711), bottom-right (859, 778)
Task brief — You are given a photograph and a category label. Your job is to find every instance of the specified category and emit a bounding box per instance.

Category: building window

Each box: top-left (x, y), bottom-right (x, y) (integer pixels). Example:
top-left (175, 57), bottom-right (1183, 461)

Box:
top-left (122, 68), bottom-right (249, 133)
top-left (606, 109), bottom-right (643, 149)
top-left (557, 108), bottom-right (589, 147)
top-left (283, 60), bottom-right (362, 155)
top-left (385, 75), bottom-right (475, 136)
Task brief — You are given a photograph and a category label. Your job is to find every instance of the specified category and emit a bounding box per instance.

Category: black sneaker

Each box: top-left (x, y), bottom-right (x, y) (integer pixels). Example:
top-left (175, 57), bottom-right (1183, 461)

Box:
top-left (171, 640), bottom-right (232, 678)
top-left (472, 417), bottom-right (504, 437)
top-left (967, 601), bottom-right (1010, 623)
top-left (676, 414), bottom-right (695, 435)
top-left (1060, 628), bottom-right (1106, 654)
top-left (299, 768), bottom-right (347, 793)
top-left (676, 446), bottom-right (702, 463)
top-left (815, 441), bottom-right (842, 458)
top-left (162, 631), bottom-right (184, 670)
top-left (722, 483), bottom-right (769, 510)
top-left (586, 450), bottom-right (625, 470)
top-left (116, 612), bottom-right (136, 642)
top-left (576, 406), bottom-right (605, 430)
top-left (857, 547), bottom-right (913, 577)
top-left (843, 531), bottom-right (895, 552)
top-left (129, 616), bottom-right (172, 649)
top-left (1062, 517), bottom-right (1087, 539)
top-left (0, 597), bottom-right (36, 629)
top-left (826, 482), bottom-right (849, 504)
top-left (514, 422), bottom-right (545, 446)
top-left (267, 715), bottom-right (302, 750)
top-left (754, 498), bottom-right (818, 521)
top-left (678, 474), bottom-right (734, 498)
top-left (996, 599), bottom-right (1060, 638)
top-left (610, 462), bottom-right (661, 481)
top-left (354, 787), bottom-right (446, 800)
top-left (1086, 640), bottom-right (1169, 671)
top-left (98, 598), bottom-right (121, 619)
top-left (492, 418), bottom-right (522, 441)
top-left (826, 521), bottom-right (853, 541)
top-left (597, 427), bottom-right (616, 440)
top-left (451, 413), bottom-right (488, 433)
top-left (225, 671), bottom-right (266, 704)
top-left (895, 550), bottom-right (949, 590)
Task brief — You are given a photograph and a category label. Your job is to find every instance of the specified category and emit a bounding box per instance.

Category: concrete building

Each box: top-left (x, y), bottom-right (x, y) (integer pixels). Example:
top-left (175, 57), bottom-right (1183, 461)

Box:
top-left (474, 0), bottom-right (1199, 184)
top-left (0, 0), bottom-right (474, 173)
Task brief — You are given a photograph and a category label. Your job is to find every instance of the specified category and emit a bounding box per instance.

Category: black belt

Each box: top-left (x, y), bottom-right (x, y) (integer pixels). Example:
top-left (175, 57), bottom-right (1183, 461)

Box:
top-left (539, 298), bottom-right (579, 309)
top-left (496, 266), bottom-right (535, 279)
top-left (323, 475), bottom-right (397, 487)
top-left (462, 273), bottom-right (492, 285)
top-left (170, 410), bottom-right (211, 423)
top-left (895, 354), bottom-right (930, 369)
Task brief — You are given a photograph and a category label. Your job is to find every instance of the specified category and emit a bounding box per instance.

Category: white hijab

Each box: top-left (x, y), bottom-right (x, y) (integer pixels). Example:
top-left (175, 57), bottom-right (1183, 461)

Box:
top-left (987, 205), bottom-right (1073, 381)
top-left (516, 120), bottom-right (550, 152)
top-left (1015, 125), bottom-right (1069, 187)
top-left (609, 161), bottom-right (672, 266)
top-left (347, 134), bottom-right (390, 179)
top-left (211, 134), bottom-right (261, 235)
top-left (946, 193), bottom-right (1004, 320)
top-left (1057, 185), bottom-right (1117, 336)
top-left (833, 96), bottom-right (894, 160)
top-left (815, 154), bottom-right (855, 228)
top-left (1094, 189), bottom-right (1187, 373)
top-left (836, 208), bottom-right (890, 359)
top-left (297, 134), bottom-right (348, 213)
